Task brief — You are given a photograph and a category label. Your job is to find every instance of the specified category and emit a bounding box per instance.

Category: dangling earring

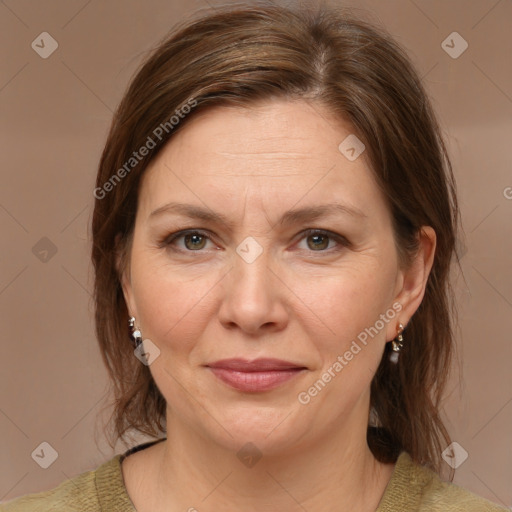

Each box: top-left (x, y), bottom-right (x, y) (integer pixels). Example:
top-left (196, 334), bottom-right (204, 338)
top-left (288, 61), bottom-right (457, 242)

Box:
top-left (128, 316), bottom-right (143, 348)
top-left (389, 323), bottom-right (404, 364)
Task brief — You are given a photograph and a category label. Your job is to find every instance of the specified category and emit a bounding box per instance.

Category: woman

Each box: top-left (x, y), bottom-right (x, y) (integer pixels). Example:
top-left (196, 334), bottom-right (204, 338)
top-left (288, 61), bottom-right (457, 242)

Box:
top-left (2, 3), bottom-right (506, 511)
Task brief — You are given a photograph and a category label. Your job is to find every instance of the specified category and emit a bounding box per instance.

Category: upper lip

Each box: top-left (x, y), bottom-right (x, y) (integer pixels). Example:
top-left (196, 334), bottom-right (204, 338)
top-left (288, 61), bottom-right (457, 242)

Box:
top-left (206, 358), bottom-right (306, 372)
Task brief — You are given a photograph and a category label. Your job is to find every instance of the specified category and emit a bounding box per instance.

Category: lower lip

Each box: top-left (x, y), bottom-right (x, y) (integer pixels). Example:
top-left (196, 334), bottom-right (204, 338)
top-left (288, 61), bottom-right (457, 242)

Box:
top-left (208, 367), bottom-right (305, 392)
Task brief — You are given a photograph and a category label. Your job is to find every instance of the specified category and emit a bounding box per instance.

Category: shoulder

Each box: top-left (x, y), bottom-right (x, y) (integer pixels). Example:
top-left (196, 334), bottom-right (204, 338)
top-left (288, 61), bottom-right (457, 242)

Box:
top-left (0, 454), bottom-right (131, 512)
top-left (1, 439), bottom-right (164, 512)
top-left (0, 465), bottom-right (99, 512)
top-left (419, 475), bottom-right (508, 511)
top-left (378, 452), bottom-right (508, 512)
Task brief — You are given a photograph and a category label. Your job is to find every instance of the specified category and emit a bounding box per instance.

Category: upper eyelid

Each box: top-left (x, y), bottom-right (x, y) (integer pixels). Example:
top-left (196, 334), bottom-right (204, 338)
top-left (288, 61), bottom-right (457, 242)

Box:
top-left (162, 229), bottom-right (214, 244)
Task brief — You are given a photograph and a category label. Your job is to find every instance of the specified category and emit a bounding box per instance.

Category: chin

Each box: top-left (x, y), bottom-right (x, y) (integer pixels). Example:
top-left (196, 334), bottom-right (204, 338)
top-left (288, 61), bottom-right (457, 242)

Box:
top-left (204, 404), bottom-right (309, 456)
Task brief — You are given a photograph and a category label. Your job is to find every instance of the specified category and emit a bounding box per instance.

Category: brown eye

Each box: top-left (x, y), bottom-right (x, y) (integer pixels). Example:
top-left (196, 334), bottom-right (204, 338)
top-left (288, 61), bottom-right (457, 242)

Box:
top-left (306, 233), bottom-right (330, 250)
top-left (184, 233), bottom-right (208, 250)
top-left (296, 229), bottom-right (349, 253)
top-left (159, 229), bottom-right (216, 253)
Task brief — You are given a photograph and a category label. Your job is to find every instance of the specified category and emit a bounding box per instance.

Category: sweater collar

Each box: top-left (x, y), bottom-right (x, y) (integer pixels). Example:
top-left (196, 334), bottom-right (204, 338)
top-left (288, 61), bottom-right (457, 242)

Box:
top-left (96, 442), bottom-right (416, 511)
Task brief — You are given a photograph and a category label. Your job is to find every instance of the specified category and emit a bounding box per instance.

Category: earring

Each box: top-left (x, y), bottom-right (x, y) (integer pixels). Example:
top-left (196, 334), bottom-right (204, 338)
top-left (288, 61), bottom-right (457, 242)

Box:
top-left (389, 323), bottom-right (404, 364)
top-left (128, 316), bottom-right (143, 348)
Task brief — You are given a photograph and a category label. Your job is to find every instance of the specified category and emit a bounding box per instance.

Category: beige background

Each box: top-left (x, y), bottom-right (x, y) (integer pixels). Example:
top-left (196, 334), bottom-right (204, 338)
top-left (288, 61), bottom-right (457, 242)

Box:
top-left (1, 0), bottom-right (511, 507)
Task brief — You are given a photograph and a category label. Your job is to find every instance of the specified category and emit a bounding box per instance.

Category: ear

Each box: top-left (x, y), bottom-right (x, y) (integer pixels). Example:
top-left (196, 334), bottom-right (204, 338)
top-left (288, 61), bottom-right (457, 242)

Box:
top-left (386, 226), bottom-right (436, 341)
top-left (115, 233), bottom-right (137, 318)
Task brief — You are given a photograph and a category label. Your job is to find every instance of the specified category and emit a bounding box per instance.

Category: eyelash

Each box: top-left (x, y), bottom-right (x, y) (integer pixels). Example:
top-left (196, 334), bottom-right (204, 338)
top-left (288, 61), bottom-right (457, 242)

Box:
top-left (158, 228), bottom-right (350, 254)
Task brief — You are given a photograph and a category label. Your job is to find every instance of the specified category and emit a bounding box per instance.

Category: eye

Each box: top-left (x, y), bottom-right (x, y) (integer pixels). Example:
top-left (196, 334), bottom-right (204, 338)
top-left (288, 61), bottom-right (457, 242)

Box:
top-left (296, 229), bottom-right (348, 252)
top-left (161, 230), bottom-right (215, 251)
top-left (159, 228), bottom-right (349, 254)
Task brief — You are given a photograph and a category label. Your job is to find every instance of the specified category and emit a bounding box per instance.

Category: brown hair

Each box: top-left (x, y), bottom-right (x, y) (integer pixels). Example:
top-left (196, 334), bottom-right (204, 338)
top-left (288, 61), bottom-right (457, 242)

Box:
top-left (91, 2), bottom-right (459, 473)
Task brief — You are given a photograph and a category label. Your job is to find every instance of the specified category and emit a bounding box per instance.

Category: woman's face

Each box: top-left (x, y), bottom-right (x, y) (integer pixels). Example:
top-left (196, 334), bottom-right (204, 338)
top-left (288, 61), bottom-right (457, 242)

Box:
top-left (121, 98), bottom-right (430, 455)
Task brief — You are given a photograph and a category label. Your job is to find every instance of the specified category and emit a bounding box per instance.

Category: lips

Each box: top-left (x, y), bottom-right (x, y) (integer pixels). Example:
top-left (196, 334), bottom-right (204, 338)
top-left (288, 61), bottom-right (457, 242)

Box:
top-left (207, 358), bottom-right (305, 372)
top-left (206, 358), bottom-right (307, 392)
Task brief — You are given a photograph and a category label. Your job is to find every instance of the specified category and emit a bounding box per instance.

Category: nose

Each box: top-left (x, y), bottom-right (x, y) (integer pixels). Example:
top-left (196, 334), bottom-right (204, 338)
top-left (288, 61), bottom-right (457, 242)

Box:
top-left (217, 246), bottom-right (289, 335)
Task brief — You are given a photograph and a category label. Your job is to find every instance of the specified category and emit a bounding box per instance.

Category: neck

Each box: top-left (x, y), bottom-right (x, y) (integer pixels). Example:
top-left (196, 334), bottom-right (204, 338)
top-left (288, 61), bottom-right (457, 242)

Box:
top-left (146, 412), bottom-right (394, 512)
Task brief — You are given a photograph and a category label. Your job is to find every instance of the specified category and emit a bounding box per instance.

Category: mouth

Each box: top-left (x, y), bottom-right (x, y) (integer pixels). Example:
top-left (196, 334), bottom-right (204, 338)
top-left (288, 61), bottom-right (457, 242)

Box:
top-left (205, 358), bottom-right (307, 392)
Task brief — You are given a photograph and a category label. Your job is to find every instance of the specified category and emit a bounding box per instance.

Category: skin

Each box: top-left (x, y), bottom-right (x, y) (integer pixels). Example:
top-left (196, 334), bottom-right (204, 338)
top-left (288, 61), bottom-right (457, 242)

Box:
top-left (118, 98), bottom-right (436, 512)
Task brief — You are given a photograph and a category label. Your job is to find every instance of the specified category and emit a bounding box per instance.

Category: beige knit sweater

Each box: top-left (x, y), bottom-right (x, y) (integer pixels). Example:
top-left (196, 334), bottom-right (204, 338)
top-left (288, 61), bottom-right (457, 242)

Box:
top-left (1, 442), bottom-right (507, 511)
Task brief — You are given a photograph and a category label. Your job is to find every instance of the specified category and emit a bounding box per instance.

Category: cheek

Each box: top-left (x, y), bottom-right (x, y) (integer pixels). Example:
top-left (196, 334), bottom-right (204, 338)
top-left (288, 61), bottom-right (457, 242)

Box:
top-left (130, 253), bottom-right (223, 352)
top-left (293, 270), bottom-right (394, 413)
top-left (290, 260), bottom-right (396, 346)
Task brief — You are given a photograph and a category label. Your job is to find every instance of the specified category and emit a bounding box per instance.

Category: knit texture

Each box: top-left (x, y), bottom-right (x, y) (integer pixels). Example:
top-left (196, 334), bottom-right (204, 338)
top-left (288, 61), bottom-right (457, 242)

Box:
top-left (1, 442), bottom-right (507, 511)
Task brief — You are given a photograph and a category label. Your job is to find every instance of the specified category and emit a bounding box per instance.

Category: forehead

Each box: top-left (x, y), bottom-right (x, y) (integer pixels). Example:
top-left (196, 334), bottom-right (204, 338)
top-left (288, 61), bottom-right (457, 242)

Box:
top-left (157, 98), bottom-right (355, 169)
top-left (137, 98), bottom-right (387, 221)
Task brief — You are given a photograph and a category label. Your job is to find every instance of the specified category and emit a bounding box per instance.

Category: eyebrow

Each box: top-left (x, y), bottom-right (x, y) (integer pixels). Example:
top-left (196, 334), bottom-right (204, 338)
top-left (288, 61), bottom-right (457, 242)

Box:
top-left (148, 201), bottom-right (367, 228)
